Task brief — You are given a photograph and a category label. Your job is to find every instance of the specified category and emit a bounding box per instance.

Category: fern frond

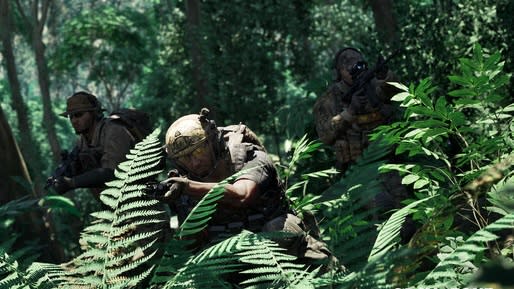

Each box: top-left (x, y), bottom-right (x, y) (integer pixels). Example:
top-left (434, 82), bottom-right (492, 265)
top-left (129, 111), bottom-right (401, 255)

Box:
top-left (0, 251), bottom-right (68, 289)
top-left (237, 231), bottom-right (309, 288)
top-left (54, 128), bottom-right (169, 288)
top-left (177, 169), bottom-right (248, 238)
top-left (317, 139), bottom-right (393, 271)
top-left (368, 196), bottom-right (435, 262)
top-left (286, 135), bottom-right (324, 175)
top-left (163, 234), bottom-right (242, 289)
top-left (0, 251), bottom-right (25, 289)
top-left (417, 213), bottom-right (514, 288)
top-left (162, 230), bottom-right (308, 289)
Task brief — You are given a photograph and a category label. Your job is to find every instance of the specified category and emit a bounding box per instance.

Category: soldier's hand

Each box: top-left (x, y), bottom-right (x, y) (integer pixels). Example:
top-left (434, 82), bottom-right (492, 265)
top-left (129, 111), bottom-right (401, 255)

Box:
top-left (348, 90), bottom-right (369, 115)
top-left (331, 110), bottom-right (355, 131)
top-left (163, 177), bottom-right (189, 202)
top-left (51, 176), bottom-right (74, 194)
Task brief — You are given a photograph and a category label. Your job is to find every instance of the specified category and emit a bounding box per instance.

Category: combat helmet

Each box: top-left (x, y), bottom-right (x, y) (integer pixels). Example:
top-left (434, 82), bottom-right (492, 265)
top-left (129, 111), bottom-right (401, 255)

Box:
top-left (334, 47), bottom-right (367, 82)
top-left (165, 108), bottom-right (224, 174)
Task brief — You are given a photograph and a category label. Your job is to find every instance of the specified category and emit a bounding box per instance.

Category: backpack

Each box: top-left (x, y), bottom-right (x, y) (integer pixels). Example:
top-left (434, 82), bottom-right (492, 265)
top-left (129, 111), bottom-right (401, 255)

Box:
top-left (109, 108), bottom-right (153, 142)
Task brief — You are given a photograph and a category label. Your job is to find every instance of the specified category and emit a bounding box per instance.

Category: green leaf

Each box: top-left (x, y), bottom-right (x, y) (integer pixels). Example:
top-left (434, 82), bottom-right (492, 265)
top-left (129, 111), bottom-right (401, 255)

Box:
top-left (391, 92), bottom-right (411, 102)
top-left (448, 88), bottom-right (477, 97)
top-left (368, 196), bottom-right (435, 262)
top-left (40, 195), bottom-right (80, 217)
top-left (402, 174), bottom-right (420, 185)
top-left (434, 97), bottom-right (448, 116)
top-left (448, 75), bottom-right (471, 86)
top-left (413, 179), bottom-right (429, 189)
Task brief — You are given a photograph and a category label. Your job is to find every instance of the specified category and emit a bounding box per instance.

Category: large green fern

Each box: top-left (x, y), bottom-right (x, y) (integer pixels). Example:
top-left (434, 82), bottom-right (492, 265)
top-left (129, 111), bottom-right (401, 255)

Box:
top-left (0, 250), bottom-right (67, 289)
top-left (417, 213), bottom-right (514, 288)
top-left (57, 128), bottom-right (168, 288)
top-left (317, 138), bottom-right (393, 271)
top-left (160, 230), bottom-right (310, 289)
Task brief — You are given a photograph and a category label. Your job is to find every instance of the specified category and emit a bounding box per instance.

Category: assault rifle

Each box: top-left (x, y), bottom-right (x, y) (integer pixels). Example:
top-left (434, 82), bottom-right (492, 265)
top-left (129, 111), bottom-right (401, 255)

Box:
top-left (144, 169), bottom-right (191, 222)
top-left (143, 169), bottom-right (188, 200)
top-left (45, 146), bottom-right (80, 190)
top-left (340, 49), bottom-right (400, 106)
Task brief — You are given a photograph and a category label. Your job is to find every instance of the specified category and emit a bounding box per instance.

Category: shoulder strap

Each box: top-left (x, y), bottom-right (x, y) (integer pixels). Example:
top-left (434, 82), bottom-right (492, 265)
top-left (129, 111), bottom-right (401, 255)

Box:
top-left (219, 124), bottom-right (263, 172)
top-left (221, 123), bottom-right (264, 149)
top-left (91, 118), bottom-right (108, 147)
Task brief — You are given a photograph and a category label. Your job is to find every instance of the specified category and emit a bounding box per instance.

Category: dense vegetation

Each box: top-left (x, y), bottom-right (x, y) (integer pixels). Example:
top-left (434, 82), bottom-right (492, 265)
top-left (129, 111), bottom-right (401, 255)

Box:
top-left (1, 0), bottom-right (513, 288)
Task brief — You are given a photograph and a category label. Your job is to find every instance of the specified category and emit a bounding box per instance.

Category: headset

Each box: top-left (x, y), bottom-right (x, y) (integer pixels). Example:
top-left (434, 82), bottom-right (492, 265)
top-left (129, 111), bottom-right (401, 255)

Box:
top-left (198, 108), bottom-right (226, 158)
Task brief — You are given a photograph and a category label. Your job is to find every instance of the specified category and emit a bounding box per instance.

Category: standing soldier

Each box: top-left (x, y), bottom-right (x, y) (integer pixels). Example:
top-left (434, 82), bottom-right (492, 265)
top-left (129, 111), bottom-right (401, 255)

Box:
top-left (47, 91), bottom-right (137, 198)
top-left (313, 47), bottom-right (407, 211)
top-left (162, 108), bottom-right (338, 270)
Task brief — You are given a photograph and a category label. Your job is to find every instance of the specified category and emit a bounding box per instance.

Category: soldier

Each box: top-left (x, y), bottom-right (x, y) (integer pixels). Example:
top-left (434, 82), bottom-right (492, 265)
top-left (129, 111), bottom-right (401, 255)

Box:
top-left (313, 47), bottom-right (399, 171)
top-left (48, 91), bottom-right (137, 198)
top-left (163, 109), bottom-right (338, 270)
top-left (313, 47), bottom-right (408, 212)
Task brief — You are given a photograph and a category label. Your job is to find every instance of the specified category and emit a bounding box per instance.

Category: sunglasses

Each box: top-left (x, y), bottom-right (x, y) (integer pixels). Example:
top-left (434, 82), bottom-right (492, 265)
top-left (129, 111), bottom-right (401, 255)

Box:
top-left (69, 111), bottom-right (86, 119)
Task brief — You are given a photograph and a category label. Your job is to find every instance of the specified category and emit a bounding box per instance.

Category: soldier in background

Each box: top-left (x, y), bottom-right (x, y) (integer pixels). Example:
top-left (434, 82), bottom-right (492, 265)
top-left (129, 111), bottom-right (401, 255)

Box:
top-left (48, 91), bottom-right (137, 198)
top-left (313, 47), bottom-right (408, 212)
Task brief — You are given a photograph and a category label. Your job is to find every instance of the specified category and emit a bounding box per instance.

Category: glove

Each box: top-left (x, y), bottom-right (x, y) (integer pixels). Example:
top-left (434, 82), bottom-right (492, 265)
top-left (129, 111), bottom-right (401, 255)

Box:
top-left (50, 176), bottom-right (75, 194)
top-left (163, 177), bottom-right (189, 202)
top-left (375, 55), bottom-right (389, 80)
top-left (348, 88), bottom-right (368, 114)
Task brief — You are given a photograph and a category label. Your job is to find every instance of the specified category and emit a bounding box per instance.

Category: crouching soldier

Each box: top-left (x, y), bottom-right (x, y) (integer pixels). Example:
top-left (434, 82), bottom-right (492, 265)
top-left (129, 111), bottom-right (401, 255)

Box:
top-left (162, 108), bottom-right (340, 271)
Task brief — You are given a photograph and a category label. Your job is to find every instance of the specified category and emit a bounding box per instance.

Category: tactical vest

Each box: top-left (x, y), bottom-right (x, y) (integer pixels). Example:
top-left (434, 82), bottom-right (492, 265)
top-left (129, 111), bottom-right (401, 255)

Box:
top-left (76, 117), bottom-right (138, 173)
top-left (329, 82), bottom-right (391, 169)
top-left (198, 124), bottom-right (288, 236)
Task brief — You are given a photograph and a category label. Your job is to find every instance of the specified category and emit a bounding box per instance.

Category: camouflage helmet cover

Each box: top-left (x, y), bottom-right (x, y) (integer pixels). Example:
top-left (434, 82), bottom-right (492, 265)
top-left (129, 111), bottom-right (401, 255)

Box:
top-left (165, 113), bottom-right (216, 159)
top-left (60, 91), bottom-right (104, 117)
top-left (335, 47), bottom-right (364, 71)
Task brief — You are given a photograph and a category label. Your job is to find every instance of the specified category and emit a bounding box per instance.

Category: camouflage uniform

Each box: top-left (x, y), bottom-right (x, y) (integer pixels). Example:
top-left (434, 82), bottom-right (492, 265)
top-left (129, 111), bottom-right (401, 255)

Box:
top-left (52, 91), bottom-right (137, 197)
top-left (313, 71), bottom-right (397, 171)
top-left (75, 117), bottom-right (136, 194)
top-left (313, 48), bottom-right (409, 212)
top-left (166, 116), bottom-right (338, 270)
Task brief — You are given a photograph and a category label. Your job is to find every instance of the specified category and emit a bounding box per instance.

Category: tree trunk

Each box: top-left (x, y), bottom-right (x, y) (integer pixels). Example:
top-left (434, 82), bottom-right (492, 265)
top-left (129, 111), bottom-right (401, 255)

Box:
top-left (0, 0), bottom-right (44, 181)
top-left (185, 0), bottom-right (213, 116)
top-left (370, 0), bottom-right (398, 45)
top-left (30, 0), bottom-right (61, 163)
top-left (0, 106), bottom-right (34, 203)
top-left (3, 0), bottom-right (67, 263)
top-left (0, 105), bottom-right (66, 263)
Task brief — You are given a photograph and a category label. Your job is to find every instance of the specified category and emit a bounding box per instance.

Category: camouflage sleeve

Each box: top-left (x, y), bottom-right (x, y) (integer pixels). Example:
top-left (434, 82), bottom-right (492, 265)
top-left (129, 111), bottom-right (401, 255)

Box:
top-left (313, 89), bottom-right (340, 145)
top-left (100, 122), bottom-right (136, 170)
top-left (236, 150), bottom-right (277, 191)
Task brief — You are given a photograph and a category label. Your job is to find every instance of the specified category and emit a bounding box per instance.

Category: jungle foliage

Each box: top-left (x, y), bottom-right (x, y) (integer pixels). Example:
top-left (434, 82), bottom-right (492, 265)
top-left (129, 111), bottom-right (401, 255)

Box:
top-left (1, 0), bottom-right (514, 288)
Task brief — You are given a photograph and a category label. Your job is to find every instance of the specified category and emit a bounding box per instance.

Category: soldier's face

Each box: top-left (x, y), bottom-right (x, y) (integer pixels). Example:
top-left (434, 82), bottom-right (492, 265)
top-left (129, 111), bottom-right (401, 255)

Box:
top-left (69, 111), bottom-right (95, 134)
top-left (340, 68), bottom-right (353, 85)
top-left (177, 141), bottom-right (214, 177)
